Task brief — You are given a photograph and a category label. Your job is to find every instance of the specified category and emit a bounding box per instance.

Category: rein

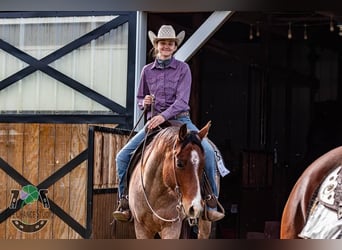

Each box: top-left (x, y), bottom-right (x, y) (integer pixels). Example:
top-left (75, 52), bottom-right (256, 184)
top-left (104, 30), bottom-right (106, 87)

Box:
top-left (139, 127), bottom-right (183, 223)
top-left (126, 107), bottom-right (147, 142)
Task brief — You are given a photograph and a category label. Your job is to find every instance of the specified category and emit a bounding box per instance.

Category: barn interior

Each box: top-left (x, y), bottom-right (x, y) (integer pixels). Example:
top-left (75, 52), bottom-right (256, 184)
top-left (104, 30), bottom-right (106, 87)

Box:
top-left (147, 11), bottom-right (342, 238)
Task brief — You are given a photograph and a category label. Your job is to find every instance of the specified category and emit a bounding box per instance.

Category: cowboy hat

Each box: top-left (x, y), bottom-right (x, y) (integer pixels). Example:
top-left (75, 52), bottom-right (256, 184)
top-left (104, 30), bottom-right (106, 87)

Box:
top-left (148, 25), bottom-right (185, 46)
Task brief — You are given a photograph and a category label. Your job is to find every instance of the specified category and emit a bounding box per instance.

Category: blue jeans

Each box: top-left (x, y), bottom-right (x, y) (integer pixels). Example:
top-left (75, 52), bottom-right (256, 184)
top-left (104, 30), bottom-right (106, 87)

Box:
top-left (115, 116), bottom-right (218, 198)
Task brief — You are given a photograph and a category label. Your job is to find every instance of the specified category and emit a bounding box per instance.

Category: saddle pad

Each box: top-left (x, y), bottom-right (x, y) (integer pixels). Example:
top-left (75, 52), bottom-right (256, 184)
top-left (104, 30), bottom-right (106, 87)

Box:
top-left (299, 165), bottom-right (342, 239)
top-left (207, 139), bottom-right (230, 177)
top-left (299, 202), bottom-right (342, 239)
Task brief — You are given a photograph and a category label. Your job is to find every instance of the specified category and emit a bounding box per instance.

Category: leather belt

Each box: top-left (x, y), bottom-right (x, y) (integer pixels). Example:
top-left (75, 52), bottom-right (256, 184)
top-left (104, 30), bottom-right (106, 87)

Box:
top-left (151, 111), bottom-right (190, 120)
top-left (173, 111), bottom-right (190, 119)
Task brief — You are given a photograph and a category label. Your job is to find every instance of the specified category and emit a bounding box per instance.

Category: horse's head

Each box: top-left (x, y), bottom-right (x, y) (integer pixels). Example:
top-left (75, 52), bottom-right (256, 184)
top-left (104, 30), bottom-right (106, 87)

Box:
top-left (170, 121), bottom-right (211, 221)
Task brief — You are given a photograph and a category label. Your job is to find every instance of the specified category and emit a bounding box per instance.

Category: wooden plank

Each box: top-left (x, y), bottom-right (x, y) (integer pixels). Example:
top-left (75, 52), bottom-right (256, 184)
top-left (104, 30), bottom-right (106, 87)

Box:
top-left (113, 134), bottom-right (127, 188)
top-left (52, 124), bottom-right (72, 239)
top-left (0, 123), bottom-right (9, 239)
top-left (21, 123), bottom-right (40, 239)
top-left (92, 192), bottom-right (116, 239)
top-left (92, 191), bottom-right (136, 239)
top-left (242, 151), bottom-right (273, 188)
top-left (108, 133), bottom-right (116, 189)
top-left (101, 133), bottom-right (110, 188)
top-left (37, 124), bottom-right (55, 239)
top-left (69, 124), bottom-right (88, 239)
top-left (6, 124), bottom-right (24, 239)
top-left (92, 128), bottom-right (131, 190)
top-left (93, 131), bottom-right (103, 189)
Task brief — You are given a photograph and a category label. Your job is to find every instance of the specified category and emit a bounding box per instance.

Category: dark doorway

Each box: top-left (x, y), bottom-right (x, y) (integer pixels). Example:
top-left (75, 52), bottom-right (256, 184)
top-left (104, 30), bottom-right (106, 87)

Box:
top-left (147, 11), bottom-right (342, 238)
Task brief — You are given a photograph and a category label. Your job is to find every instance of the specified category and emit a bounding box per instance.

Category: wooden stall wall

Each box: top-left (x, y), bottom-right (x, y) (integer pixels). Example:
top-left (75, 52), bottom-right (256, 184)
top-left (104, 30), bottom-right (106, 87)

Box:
top-left (0, 123), bottom-right (92, 239)
top-left (91, 126), bottom-right (136, 239)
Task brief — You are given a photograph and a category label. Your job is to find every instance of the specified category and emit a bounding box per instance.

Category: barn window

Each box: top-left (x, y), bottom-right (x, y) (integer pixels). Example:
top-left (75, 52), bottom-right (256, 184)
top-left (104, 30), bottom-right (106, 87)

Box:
top-left (0, 14), bottom-right (131, 116)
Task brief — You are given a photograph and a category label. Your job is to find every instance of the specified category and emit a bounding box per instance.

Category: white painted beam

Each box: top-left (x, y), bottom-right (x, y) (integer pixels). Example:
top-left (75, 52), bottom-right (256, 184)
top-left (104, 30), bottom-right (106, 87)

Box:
top-left (134, 11), bottom-right (147, 130)
top-left (175, 11), bottom-right (234, 62)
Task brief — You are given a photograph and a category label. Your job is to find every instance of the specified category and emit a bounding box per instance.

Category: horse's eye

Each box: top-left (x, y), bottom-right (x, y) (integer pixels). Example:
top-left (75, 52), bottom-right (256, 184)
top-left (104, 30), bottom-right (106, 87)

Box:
top-left (176, 159), bottom-right (184, 168)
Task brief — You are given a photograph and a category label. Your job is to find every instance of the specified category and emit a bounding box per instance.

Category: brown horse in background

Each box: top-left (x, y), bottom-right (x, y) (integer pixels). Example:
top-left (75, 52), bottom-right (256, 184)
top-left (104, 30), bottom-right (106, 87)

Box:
top-left (280, 146), bottom-right (342, 239)
top-left (128, 122), bottom-right (214, 239)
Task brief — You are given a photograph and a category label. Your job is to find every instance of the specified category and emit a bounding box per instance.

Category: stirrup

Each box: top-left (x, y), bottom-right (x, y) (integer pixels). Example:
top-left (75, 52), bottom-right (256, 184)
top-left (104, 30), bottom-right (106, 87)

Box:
top-left (202, 195), bottom-right (225, 221)
top-left (112, 209), bottom-right (132, 222)
top-left (112, 196), bottom-right (132, 222)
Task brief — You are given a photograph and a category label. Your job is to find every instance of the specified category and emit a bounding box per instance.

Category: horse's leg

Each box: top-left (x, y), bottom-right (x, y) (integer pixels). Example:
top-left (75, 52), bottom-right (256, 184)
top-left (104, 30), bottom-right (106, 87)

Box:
top-left (159, 222), bottom-right (183, 239)
top-left (197, 218), bottom-right (212, 239)
top-left (134, 222), bottom-right (156, 239)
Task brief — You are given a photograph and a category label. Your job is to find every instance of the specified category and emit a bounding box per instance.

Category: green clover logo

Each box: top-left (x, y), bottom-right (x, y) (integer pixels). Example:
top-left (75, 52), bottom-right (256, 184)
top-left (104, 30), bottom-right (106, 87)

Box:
top-left (19, 185), bottom-right (39, 205)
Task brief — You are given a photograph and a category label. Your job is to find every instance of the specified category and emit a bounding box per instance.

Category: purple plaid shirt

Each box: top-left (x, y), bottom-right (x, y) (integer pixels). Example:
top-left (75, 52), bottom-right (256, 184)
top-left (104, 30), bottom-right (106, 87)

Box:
top-left (137, 57), bottom-right (191, 120)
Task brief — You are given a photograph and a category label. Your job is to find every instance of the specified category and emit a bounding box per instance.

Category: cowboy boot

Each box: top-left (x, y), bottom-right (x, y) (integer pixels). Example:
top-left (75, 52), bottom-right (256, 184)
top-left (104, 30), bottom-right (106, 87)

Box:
top-left (207, 208), bottom-right (225, 222)
top-left (112, 197), bottom-right (131, 222)
top-left (202, 193), bottom-right (225, 222)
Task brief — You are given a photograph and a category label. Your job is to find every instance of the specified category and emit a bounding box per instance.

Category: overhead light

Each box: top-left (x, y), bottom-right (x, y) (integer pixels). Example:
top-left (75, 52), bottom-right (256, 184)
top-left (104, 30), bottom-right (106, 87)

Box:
top-left (249, 24), bottom-right (253, 40)
top-left (330, 16), bottom-right (335, 32)
top-left (304, 24), bottom-right (308, 40)
top-left (256, 21), bottom-right (260, 37)
top-left (288, 22), bottom-right (292, 39)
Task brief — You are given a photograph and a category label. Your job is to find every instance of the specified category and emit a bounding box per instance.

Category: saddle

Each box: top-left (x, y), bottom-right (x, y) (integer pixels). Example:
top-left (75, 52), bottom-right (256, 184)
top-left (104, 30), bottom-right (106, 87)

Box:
top-left (316, 165), bottom-right (342, 219)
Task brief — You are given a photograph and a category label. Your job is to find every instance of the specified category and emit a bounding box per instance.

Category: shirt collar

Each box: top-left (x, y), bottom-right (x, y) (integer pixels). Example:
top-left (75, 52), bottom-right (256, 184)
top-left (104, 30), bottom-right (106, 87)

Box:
top-left (151, 56), bottom-right (177, 69)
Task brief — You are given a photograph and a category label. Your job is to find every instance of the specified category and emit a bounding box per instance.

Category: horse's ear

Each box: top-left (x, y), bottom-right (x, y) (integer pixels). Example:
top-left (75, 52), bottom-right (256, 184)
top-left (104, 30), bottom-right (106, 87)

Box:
top-left (198, 121), bottom-right (211, 139)
top-left (178, 124), bottom-right (188, 141)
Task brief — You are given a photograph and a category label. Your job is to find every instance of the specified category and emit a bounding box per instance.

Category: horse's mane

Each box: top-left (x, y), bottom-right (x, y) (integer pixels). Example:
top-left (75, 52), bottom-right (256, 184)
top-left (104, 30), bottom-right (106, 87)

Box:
top-left (149, 126), bottom-right (203, 153)
top-left (152, 126), bottom-right (179, 148)
top-left (180, 131), bottom-right (203, 152)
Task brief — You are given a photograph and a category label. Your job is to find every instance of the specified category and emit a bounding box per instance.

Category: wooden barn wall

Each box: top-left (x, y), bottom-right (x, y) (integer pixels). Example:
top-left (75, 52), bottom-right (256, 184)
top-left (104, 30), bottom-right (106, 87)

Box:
top-left (0, 123), bottom-right (130, 239)
top-left (0, 123), bottom-right (86, 238)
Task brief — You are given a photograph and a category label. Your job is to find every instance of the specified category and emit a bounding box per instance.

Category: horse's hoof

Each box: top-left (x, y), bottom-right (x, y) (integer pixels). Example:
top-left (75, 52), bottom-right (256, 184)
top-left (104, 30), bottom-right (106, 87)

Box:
top-left (112, 210), bottom-right (132, 222)
top-left (206, 210), bottom-right (225, 222)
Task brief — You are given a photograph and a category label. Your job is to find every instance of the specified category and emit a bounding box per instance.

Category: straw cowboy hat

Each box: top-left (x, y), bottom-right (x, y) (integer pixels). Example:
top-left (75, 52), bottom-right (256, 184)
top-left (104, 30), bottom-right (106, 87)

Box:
top-left (148, 25), bottom-right (185, 46)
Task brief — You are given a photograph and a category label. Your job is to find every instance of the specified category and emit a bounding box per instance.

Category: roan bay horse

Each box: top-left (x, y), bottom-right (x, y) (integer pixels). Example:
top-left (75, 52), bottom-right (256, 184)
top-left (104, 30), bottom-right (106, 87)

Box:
top-left (280, 146), bottom-right (342, 239)
top-left (128, 121), bottom-right (214, 239)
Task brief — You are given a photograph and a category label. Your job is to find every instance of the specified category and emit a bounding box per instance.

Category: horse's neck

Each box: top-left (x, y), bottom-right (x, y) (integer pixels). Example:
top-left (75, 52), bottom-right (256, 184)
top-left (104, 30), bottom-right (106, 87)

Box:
top-left (143, 146), bottom-right (177, 193)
